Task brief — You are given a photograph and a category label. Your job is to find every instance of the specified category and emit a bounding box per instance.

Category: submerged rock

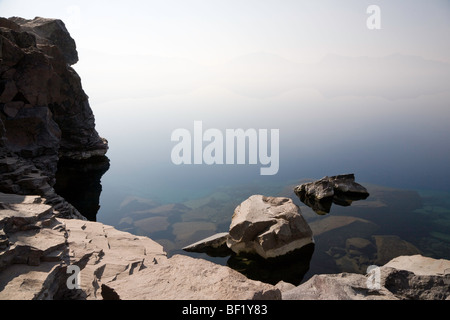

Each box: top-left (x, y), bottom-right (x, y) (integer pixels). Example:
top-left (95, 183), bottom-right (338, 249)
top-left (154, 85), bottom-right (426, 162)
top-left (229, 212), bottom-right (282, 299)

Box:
top-left (294, 174), bottom-right (370, 214)
top-left (373, 235), bottom-right (421, 266)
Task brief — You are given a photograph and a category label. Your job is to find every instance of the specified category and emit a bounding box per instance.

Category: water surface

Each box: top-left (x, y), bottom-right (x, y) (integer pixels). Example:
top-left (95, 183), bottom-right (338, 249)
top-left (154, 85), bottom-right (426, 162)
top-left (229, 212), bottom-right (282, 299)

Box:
top-left (61, 53), bottom-right (450, 284)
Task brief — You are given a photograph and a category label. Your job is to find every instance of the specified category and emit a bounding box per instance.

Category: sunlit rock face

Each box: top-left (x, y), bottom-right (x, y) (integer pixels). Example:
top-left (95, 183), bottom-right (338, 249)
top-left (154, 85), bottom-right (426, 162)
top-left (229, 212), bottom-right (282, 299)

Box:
top-left (226, 195), bottom-right (314, 259)
top-left (183, 195), bottom-right (315, 285)
top-left (0, 192), bottom-right (282, 300)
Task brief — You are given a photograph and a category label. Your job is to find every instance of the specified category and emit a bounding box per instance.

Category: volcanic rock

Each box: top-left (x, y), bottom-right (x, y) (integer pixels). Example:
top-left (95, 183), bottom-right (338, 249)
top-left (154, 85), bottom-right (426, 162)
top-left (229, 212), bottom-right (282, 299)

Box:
top-left (0, 16), bottom-right (109, 218)
top-left (294, 174), bottom-right (370, 214)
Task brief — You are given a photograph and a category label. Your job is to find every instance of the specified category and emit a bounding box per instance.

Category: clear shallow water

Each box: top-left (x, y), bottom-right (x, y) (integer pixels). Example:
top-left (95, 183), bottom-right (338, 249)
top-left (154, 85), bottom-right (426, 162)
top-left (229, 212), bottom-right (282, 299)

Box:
top-left (93, 175), bottom-right (450, 284)
top-left (60, 54), bottom-right (450, 285)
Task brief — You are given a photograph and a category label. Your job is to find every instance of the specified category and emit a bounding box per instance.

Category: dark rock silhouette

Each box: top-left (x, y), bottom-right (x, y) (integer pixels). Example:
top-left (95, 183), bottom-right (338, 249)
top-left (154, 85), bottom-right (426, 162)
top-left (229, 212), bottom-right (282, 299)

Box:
top-left (54, 157), bottom-right (110, 221)
top-left (0, 16), bottom-right (108, 218)
top-left (294, 174), bottom-right (370, 215)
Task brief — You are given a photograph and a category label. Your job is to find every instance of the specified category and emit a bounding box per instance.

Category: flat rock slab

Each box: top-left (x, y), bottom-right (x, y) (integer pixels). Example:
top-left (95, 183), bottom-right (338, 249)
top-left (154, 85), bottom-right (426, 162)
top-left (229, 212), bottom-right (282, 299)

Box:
top-left (384, 255), bottom-right (450, 276)
top-left (0, 194), bottom-right (42, 205)
top-left (282, 272), bottom-right (398, 300)
top-left (102, 254), bottom-right (281, 300)
top-left (183, 232), bottom-right (231, 257)
top-left (0, 202), bottom-right (53, 223)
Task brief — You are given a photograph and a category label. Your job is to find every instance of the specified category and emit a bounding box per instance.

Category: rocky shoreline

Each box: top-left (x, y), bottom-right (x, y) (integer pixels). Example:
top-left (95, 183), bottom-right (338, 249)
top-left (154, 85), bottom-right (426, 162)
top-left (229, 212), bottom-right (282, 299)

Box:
top-left (1, 191), bottom-right (449, 300)
top-left (1, 16), bottom-right (449, 300)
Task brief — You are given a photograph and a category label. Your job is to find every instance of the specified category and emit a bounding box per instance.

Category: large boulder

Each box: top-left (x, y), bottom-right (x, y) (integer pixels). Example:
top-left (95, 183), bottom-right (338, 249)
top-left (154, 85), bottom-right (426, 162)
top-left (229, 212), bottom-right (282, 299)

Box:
top-left (282, 272), bottom-right (398, 300)
top-left (183, 195), bottom-right (315, 285)
top-left (381, 255), bottom-right (450, 300)
top-left (9, 17), bottom-right (78, 65)
top-left (282, 254), bottom-right (450, 300)
top-left (226, 195), bottom-right (314, 259)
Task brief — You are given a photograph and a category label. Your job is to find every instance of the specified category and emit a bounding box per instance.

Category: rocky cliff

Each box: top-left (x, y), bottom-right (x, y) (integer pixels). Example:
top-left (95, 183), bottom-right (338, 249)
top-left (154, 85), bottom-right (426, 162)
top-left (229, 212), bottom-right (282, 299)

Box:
top-left (0, 16), bottom-right (108, 218)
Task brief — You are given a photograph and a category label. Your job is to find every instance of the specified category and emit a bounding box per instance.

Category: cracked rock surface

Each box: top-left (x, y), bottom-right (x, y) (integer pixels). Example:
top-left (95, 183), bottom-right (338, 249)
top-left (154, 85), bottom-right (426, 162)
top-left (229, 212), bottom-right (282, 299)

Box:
top-left (0, 192), bottom-right (282, 300)
top-left (1, 192), bottom-right (449, 300)
top-left (0, 192), bottom-right (166, 299)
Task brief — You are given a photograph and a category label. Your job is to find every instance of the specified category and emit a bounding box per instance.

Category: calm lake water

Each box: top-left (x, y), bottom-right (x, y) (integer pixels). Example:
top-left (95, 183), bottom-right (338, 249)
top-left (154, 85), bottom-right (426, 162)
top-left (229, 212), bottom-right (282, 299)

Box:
top-left (58, 53), bottom-right (450, 285)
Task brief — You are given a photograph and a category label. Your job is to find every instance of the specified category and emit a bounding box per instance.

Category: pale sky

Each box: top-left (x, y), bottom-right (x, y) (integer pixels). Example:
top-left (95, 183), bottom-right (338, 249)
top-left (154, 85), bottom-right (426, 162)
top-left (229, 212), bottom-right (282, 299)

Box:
top-left (1, 0), bottom-right (450, 65)
top-left (2, 0), bottom-right (449, 104)
top-left (2, 0), bottom-right (450, 192)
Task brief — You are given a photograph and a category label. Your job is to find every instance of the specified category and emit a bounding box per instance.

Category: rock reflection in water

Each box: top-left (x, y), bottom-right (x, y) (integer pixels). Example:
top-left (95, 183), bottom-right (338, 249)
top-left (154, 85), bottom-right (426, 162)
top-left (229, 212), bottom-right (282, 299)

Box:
top-left (54, 156), bottom-right (110, 221)
top-left (294, 174), bottom-right (370, 215)
top-left (185, 241), bottom-right (315, 286)
top-left (226, 243), bottom-right (315, 286)
top-left (103, 180), bottom-right (450, 286)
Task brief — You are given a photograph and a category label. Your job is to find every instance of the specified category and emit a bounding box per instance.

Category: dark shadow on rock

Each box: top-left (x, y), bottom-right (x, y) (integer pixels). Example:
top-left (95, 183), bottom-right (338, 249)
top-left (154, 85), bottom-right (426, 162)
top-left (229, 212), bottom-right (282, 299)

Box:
top-left (192, 243), bottom-right (233, 258)
top-left (297, 194), bottom-right (334, 215)
top-left (54, 156), bottom-right (110, 221)
top-left (226, 243), bottom-right (315, 286)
